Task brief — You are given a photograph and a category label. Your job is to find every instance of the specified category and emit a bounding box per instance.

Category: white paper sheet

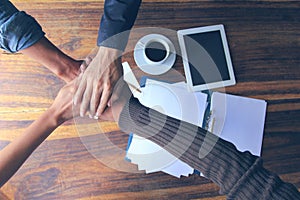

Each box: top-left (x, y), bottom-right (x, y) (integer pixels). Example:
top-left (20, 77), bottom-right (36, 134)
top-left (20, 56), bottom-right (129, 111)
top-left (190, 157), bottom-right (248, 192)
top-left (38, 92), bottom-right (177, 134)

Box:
top-left (210, 92), bottom-right (267, 156)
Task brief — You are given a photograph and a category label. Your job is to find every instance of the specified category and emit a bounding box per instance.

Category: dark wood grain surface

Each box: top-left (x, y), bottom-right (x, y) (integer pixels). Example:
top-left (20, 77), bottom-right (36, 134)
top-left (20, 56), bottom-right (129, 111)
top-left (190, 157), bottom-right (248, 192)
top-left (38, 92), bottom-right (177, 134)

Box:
top-left (0, 0), bottom-right (299, 199)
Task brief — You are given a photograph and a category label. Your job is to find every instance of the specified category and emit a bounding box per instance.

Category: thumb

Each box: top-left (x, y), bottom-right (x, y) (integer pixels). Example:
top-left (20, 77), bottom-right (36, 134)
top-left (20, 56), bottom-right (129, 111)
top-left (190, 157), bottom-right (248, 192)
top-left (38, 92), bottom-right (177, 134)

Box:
top-left (80, 56), bottom-right (93, 73)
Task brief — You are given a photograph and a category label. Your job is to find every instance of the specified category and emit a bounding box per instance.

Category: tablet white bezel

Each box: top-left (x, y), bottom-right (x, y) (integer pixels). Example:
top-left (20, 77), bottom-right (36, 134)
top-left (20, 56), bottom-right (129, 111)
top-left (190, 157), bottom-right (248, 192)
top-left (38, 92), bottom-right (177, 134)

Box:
top-left (177, 24), bottom-right (236, 91)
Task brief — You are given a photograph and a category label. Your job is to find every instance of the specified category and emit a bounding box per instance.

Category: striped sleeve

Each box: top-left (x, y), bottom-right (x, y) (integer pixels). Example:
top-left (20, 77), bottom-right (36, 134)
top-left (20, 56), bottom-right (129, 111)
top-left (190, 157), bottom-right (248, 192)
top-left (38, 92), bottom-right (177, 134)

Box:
top-left (118, 97), bottom-right (300, 199)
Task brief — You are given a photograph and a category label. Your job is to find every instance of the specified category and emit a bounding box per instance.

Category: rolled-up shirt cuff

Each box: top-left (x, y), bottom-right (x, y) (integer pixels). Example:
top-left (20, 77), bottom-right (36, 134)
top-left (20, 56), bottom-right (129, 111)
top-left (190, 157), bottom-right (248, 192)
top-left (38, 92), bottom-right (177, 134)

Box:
top-left (0, 11), bottom-right (45, 53)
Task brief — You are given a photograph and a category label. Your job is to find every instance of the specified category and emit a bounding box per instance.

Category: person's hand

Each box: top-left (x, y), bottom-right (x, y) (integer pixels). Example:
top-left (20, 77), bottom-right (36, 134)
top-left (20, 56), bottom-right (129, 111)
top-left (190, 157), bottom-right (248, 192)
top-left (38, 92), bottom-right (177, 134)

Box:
top-left (57, 59), bottom-right (82, 83)
top-left (73, 46), bottom-right (123, 118)
top-left (99, 79), bottom-right (132, 123)
top-left (49, 78), bottom-right (81, 125)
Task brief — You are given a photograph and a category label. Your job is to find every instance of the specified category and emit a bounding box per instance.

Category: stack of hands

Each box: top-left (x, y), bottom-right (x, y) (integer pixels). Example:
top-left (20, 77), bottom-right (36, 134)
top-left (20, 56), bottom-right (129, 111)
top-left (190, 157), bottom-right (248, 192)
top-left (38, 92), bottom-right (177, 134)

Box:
top-left (55, 46), bottom-right (128, 125)
top-left (0, 46), bottom-right (130, 187)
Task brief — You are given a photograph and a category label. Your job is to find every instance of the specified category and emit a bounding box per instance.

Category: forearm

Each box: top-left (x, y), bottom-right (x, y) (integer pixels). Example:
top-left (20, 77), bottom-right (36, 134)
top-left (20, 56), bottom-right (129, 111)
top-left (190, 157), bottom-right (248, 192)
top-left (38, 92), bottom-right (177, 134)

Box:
top-left (20, 37), bottom-right (81, 82)
top-left (0, 1), bottom-right (80, 82)
top-left (118, 97), bottom-right (252, 192)
top-left (0, 109), bottom-right (59, 187)
top-left (118, 97), bottom-right (300, 199)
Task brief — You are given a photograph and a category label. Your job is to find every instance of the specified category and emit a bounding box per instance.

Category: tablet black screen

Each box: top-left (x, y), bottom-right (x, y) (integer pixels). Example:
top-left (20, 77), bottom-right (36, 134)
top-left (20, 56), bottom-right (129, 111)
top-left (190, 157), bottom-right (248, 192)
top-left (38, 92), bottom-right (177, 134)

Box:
top-left (183, 30), bottom-right (230, 86)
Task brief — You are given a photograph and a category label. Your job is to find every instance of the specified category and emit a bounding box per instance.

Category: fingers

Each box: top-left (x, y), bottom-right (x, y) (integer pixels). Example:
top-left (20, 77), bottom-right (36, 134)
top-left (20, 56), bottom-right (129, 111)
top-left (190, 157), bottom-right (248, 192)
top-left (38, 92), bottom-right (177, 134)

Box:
top-left (80, 57), bottom-right (92, 73)
top-left (68, 81), bottom-right (81, 118)
top-left (90, 83), bottom-right (102, 117)
top-left (51, 77), bottom-right (81, 122)
top-left (73, 76), bottom-right (86, 107)
top-left (74, 57), bottom-right (93, 116)
top-left (75, 81), bottom-right (110, 119)
top-left (96, 86), bottom-right (111, 117)
top-left (73, 47), bottom-right (122, 119)
top-left (80, 82), bottom-right (93, 117)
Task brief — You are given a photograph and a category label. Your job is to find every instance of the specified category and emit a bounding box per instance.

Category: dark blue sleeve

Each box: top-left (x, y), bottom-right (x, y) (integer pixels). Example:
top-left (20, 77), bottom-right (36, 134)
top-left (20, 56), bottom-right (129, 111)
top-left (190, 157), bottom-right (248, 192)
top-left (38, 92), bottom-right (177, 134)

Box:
top-left (0, 0), bottom-right (45, 53)
top-left (97, 0), bottom-right (141, 51)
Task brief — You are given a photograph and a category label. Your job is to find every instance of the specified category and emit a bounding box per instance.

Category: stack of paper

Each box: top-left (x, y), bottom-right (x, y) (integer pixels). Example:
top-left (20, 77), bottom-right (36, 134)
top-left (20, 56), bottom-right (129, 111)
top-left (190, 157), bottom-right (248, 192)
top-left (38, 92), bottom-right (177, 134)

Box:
top-left (125, 78), bottom-right (267, 178)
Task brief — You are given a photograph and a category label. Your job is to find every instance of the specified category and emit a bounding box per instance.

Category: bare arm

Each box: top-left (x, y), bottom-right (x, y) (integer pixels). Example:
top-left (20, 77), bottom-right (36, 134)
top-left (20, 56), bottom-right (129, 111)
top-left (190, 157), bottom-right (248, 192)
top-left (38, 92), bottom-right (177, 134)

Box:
top-left (0, 80), bottom-right (79, 187)
top-left (0, 1), bottom-right (81, 82)
top-left (0, 108), bottom-right (58, 187)
top-left (20, 37), bottom-right (82, 82)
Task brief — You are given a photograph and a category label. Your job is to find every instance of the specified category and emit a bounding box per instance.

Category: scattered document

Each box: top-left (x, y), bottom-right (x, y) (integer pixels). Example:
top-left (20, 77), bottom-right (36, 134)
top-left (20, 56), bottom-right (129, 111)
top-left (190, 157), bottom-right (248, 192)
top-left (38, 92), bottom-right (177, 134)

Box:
top-left (209, 92), bottom-right (267, 156)
top-left (123, 62), bottom-right (267, 178)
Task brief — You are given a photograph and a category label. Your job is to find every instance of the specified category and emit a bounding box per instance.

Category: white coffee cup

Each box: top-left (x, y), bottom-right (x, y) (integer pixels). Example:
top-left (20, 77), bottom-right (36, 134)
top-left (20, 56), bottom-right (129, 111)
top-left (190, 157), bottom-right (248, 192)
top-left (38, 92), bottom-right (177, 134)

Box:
top-left (134, 33), bottom-right (176, 75)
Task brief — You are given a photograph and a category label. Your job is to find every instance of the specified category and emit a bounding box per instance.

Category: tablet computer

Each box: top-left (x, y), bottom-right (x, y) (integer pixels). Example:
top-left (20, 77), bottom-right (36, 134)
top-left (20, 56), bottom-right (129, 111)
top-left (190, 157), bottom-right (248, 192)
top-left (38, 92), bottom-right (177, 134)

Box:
top-left (177, 24), bottom-right (236, 91)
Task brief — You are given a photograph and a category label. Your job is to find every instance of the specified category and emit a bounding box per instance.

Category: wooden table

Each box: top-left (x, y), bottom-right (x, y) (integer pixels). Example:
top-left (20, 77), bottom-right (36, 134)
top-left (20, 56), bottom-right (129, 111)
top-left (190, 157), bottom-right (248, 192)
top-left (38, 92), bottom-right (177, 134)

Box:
top-left (0, 0), bottom-right (299, 199)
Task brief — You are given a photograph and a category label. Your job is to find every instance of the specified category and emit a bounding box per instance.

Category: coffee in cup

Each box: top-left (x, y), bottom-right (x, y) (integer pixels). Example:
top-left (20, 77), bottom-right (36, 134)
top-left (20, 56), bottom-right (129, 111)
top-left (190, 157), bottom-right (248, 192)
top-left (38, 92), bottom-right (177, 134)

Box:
top-left (143, 38), bottom-right (170, 64)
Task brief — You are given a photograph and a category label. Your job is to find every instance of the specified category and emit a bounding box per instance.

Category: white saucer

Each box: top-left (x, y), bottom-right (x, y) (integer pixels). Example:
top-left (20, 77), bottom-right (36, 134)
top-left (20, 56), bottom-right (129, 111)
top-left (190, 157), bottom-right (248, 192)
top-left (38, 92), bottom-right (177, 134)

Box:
top-left (134, 34), bottom-right (176, 75)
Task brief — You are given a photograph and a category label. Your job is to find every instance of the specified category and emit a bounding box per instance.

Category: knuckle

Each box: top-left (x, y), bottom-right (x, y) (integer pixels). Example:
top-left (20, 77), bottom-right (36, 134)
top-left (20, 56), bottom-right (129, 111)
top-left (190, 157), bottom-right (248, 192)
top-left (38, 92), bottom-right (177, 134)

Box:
top-left (69, 85), bottom-right (76, 94)
top-left (103, 81), bottom-right (112, 90)
top-left (95, 80), bottom-right (103, 90)
top-left (97, 80), bottom-right (103, 87)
